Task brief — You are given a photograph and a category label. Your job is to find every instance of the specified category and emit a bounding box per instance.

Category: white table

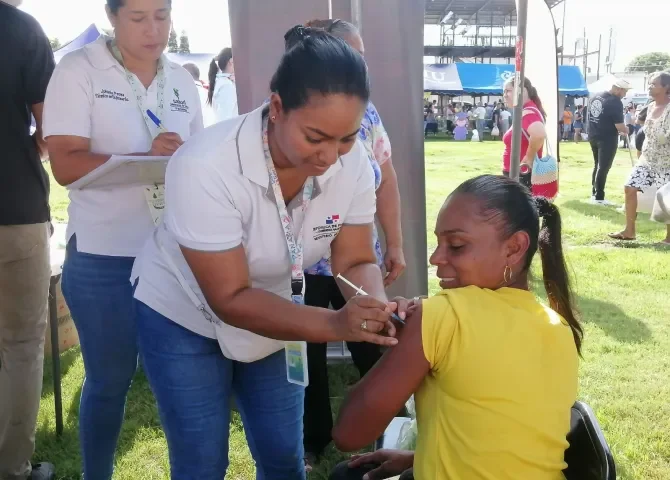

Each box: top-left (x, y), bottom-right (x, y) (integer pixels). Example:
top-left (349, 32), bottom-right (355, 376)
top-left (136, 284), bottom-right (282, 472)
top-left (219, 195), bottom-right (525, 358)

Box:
top-left (48, 224), bottom-right (66, 436)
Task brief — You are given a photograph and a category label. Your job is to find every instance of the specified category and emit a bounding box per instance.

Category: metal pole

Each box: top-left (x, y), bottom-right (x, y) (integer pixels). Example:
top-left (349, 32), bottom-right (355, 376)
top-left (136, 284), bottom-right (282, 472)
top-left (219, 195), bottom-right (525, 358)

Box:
top-left (328, 0), bottom-right (332, 19)
top-left (584, 39), bottom-right (589, 78)
top-left (560, 0), bottom-right (567, 65)
top-left (510, 0), bottom-right (528, 182)
top-left (351, 0), bottom-right (362, 34)
top-left (452, 16), bottom-right (456, 53)
top-left (597, 34), bottom-right (602, 80)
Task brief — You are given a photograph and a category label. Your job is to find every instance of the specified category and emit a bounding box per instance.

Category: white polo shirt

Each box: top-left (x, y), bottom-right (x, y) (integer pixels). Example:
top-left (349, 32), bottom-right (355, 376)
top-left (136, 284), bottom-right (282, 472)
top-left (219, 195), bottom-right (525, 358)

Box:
top-left (132, 106), bottom-right (376, 357)
top-left (43, 36), bottom-right (204, 257)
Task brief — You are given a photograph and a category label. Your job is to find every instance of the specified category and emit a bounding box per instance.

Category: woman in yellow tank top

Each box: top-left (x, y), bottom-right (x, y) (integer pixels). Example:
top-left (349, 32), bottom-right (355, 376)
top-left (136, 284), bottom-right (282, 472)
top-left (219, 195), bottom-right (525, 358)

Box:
top-left (331, 175), bottom-right (583, 480)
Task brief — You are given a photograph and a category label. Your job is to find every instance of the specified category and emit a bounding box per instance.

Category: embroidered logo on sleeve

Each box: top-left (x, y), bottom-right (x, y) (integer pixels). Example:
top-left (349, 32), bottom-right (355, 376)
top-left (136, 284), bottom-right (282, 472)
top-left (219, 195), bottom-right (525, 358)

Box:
top-left (94, 89), bottom-right (130, 102)
top-left (313, 215), bottom-right (341, 241)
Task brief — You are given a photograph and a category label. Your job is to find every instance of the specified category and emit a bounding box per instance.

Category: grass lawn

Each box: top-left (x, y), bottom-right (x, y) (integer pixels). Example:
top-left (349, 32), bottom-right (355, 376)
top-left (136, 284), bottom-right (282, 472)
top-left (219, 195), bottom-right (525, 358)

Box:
top-left (37, 140), bottom-right (670, 479)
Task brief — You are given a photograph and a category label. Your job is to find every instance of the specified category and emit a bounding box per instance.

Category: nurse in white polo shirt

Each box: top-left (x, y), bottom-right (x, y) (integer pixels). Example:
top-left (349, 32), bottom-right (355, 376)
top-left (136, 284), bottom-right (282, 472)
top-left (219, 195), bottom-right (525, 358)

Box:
top-left (42, 1), bottom-right (202, 478)
top-left (131, 27), bottom-right (400, 479)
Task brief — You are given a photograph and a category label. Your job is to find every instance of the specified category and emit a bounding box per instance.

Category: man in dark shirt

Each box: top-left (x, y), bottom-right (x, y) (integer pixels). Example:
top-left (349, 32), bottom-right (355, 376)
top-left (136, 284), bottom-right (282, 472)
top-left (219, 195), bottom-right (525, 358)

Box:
top-left (588, 78), bottom-right (631, 204)
top-left (0, 1), bottom-right (56, 479)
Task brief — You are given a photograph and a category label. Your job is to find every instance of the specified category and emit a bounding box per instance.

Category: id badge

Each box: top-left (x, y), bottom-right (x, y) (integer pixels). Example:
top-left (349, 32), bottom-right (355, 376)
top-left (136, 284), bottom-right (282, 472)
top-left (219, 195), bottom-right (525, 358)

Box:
top-left (285, 341), bottom-right (309, 387)
top-left (144, 184), bottom-right (165, 226)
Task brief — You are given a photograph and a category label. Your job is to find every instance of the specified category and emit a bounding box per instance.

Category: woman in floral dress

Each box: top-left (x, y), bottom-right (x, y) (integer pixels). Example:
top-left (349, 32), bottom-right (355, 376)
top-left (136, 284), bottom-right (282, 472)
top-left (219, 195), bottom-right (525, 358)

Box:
top-left (610, 72), bottom-right (670, 245)
top-left (285, 20), bottom-right (406, 469)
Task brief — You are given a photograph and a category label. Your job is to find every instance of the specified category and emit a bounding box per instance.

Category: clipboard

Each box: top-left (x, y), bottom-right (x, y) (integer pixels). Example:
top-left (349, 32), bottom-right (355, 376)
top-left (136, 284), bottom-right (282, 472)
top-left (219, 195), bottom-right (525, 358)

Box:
top-left (67, 155), bottom-right (171, 190)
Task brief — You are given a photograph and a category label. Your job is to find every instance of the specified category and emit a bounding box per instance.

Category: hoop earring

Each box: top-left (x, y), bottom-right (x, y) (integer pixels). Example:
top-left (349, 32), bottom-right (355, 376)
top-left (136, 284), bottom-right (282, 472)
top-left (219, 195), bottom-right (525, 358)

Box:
top-left (503, 265), bottom-right (513, 285)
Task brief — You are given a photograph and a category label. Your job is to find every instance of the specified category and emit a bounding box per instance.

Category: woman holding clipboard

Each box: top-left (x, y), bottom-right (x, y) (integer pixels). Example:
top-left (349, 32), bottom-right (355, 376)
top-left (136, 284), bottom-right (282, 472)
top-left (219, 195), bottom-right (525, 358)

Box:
top-left (42, 0), bottom-right (202, 478)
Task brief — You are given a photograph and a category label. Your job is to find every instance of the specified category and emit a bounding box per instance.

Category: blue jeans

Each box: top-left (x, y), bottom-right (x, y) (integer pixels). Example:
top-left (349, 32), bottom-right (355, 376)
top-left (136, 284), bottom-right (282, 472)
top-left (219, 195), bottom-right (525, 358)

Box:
top-left (476, 119), bottom-right (486, 140)
top-left (61, 236), bottom-right (138, 480)
top-left (135, 300), bottom-right (305, 480)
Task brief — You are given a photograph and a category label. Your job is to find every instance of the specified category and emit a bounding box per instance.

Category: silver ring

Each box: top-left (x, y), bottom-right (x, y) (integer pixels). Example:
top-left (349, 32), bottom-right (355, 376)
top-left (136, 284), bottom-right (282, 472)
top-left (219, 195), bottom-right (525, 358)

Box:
top-left (413, 296), bottom-right (420, 304)
top-left (360, 320), bottom-right (368, 331)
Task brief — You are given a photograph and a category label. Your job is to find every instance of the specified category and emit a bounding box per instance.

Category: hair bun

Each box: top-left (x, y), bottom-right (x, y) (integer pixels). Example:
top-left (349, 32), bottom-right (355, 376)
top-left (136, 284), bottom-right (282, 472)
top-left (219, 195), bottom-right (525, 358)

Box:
top-left (284, 25), bottom-right (307, 43)
top-left (534, 196), bottom-right (554, 218)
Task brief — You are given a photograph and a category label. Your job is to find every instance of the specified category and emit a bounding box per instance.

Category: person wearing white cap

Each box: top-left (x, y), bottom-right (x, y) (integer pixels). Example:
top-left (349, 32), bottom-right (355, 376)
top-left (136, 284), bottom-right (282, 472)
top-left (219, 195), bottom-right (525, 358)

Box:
top-left (587, 77), bottom-right (632, 205)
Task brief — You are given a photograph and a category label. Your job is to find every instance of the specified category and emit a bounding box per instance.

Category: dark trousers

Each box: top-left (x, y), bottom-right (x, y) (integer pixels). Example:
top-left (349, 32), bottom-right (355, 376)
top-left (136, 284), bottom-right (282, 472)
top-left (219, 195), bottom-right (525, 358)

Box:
top-left (329, 461), bottom-right (414, 480)
top-left (590, 137), bottom-right (618, 200)
top-left (303, 274), bottom-right (382, 456)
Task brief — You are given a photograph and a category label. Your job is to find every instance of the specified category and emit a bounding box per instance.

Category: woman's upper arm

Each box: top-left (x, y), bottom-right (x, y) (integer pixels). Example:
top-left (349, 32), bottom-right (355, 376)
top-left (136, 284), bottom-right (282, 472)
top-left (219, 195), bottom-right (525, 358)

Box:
top-left (368, 104), bottom-right (393, 166)
top-left (43, 58), bottom-right (93, 141)
top-left (527, 120), bottom-right (546, 139)
top-left (332, 304), bottom-right (431, 451)
top-left (331, 224), bottom-right (376, 275)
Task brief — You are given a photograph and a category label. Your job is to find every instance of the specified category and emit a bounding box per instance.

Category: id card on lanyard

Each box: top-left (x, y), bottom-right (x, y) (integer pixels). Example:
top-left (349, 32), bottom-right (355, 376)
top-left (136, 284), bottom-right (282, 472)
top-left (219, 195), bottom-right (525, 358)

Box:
top-left (262, 115), bottom-right (313, 386)
top-left (109, 40), bottom-right (168, 225)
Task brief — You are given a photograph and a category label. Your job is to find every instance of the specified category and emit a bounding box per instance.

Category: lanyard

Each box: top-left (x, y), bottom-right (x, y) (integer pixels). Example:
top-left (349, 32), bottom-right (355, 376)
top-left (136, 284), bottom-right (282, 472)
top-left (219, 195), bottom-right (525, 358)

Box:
top-left (109, 39), bottom-right (167, 140)
top-left (262, 115), bottom-right (314, 302)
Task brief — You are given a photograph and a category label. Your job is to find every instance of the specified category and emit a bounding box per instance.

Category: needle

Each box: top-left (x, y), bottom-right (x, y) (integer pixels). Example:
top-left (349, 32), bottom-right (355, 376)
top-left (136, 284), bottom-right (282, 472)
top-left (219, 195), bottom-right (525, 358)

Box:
top-left (336, 273), bottom-right (405, 325)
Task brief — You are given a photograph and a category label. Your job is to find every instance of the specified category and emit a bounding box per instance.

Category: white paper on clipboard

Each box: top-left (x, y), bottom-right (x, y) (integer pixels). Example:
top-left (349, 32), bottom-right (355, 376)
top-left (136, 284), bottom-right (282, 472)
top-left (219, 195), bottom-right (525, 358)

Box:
top-left (67, 155), bottom-right (171, 190)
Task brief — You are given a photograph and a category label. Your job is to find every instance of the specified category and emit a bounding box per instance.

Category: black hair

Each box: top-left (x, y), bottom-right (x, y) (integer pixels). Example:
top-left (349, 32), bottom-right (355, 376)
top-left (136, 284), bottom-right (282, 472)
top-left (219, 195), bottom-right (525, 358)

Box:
top-left (272, 26), bottom-right (370, 112)
top-left (182, 63), bottom-right (200, 81)
top-left (107, 0), bottom-right (171, 14)
top-left (207, 48), bottom-right (233, 106)
top-left (452, 174), bottom-right (583, 355)
top-left (504, 76), bottom-right (547, 120)
top-left (637, 106), bottom-right (648, 123)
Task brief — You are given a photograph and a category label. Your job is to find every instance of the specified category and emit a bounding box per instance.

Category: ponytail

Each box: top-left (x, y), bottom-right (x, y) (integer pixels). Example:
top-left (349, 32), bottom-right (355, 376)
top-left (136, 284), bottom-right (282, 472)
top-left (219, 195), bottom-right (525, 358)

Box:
top-left (535, 197), bottom-right (583, 355)
top-left (527, 84), bottom-right (547, 120)
top-left (207, 47), bottom-right (233, 106)
top-left (206, 59), bottom-right (218, 106)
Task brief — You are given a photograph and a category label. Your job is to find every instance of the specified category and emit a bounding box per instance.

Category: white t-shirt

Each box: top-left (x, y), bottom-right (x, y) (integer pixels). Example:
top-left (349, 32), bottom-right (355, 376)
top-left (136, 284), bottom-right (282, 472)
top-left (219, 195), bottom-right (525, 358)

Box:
top-left (500, 110), bottom-right (512, 121)
top-left (212, 72), bottom-right (238, 123)
top-left (194, 80), bottom-right (216, 128)
top-left (132, 106), bottom-right (376, 357)
top-left (475, 107), bottom-right (487, 120)
top-left (43, 36), bottom-right (204, 257)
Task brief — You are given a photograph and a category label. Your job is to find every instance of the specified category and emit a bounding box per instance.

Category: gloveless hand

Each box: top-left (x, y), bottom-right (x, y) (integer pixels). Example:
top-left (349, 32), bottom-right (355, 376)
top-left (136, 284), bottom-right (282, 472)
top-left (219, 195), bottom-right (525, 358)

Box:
top-left (148, 132), bottom-right (184, 156)
top-left (332, 296), bottom-right (398, 347)
top-left (348, 449), bottom-right (415, 480)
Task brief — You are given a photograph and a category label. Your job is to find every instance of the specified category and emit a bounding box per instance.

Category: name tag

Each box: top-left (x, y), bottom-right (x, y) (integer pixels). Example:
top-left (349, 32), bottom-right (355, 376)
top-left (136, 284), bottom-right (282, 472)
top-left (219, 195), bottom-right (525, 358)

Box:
top-left (285, 341), bottom-right (309, 387)
top-left (144, 184), bottom-right (165, 226)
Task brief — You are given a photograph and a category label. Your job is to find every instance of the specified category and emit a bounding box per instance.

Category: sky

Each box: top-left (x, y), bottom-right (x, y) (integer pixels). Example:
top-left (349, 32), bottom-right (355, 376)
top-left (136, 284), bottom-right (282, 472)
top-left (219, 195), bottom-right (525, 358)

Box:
top-left (18, 0), bottom-right (668, 71)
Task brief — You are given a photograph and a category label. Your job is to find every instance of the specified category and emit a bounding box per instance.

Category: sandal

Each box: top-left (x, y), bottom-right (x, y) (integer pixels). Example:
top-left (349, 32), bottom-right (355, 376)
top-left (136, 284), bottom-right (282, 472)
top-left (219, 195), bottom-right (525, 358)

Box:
top-left (608, 232), bottom-right (636, 241)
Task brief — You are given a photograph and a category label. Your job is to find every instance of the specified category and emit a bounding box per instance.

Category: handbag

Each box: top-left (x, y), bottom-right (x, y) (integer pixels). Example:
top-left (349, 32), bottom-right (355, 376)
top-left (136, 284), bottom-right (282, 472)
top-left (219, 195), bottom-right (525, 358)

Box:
top-left (521, 108), bottom-right (558, 200)
top-left (651, 182), bottom-right (670, 224)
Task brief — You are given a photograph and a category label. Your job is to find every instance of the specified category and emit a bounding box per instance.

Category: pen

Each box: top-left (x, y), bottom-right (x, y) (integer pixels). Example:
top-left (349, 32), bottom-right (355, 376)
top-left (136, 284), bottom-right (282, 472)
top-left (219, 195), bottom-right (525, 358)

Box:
top-left (336, 273), bottom-right (405, 325)
top-left (147, 109), bottom-right (168, 133)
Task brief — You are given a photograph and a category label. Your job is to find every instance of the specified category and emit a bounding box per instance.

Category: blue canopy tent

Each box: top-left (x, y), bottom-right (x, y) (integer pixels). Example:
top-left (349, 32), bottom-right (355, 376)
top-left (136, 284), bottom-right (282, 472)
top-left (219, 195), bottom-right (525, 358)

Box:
top-left (424, 63), bottom-right (589, 97)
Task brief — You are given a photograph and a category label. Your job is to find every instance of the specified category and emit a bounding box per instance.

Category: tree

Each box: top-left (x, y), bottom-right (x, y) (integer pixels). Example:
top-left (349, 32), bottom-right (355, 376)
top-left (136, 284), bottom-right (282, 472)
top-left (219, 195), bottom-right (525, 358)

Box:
top-left (178, 30), bottom-right (191, 54)
top-left (626, 52), bottom-right (670, 74)
top-left (49, 37), bottom-right (61, 51)
top-left (168, 27), bottom-right (179, 53)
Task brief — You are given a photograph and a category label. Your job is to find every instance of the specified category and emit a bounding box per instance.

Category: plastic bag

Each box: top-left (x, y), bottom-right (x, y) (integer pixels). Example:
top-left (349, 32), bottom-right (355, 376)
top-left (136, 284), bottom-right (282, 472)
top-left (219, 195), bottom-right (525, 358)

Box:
top-left (471, 129), bottom-right (480, 142)
top-left (491, 125), bottom-right (500, 137)
top-left (396, 396), bottom-right (418, 450)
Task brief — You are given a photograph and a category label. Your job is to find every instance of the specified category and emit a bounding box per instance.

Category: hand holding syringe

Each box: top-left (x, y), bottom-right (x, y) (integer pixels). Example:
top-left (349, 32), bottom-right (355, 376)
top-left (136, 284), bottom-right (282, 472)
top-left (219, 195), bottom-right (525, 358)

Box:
top-left (336, 273), bottom-right (405, 325)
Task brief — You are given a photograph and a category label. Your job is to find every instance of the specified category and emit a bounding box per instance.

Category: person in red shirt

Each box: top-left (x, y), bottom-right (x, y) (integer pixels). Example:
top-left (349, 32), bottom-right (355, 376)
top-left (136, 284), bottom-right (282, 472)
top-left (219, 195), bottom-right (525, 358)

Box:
top-left (501, 77), bottom-right (547, 189)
